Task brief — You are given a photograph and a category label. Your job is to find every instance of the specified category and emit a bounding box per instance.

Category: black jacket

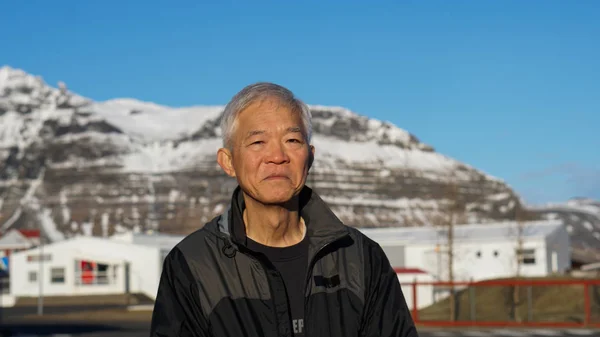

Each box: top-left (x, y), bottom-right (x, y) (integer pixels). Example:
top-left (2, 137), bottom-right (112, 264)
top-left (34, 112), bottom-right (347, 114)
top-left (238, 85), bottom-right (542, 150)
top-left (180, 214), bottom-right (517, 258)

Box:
top-left (150, 186), bottom-right (418, 337)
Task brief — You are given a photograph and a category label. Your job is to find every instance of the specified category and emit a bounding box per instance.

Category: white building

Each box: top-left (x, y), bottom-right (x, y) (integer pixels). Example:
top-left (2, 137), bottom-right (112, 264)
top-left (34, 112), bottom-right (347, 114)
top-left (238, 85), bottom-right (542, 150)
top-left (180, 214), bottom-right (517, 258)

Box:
top-left (395, 267), bottom-right (435, 310)
top-left (5, 220), bottom-right (569, 309)
top-left (110, 231), bottom-right (185, 262)
top-left (8, 233), bottom-right (183, 300)
top-left (0, 229), bottom-right (40, 259)
top-left (359, 219), bottom-right (571, 283)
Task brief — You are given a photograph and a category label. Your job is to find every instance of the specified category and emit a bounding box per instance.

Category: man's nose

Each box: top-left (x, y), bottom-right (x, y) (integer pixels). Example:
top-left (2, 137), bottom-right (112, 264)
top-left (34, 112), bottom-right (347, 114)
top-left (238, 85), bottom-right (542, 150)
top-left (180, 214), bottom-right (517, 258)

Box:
top-left (265, 142), bottom-right (290, 164)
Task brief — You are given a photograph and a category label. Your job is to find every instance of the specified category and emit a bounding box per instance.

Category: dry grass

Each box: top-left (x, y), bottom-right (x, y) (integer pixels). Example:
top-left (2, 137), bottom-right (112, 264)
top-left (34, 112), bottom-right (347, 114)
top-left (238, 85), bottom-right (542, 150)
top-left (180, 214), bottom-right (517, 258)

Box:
top-left (418, 276), bottom-right (600, 323)
top-left (15, 308), bottom-right (152, 323)
top-left (14, 293), bottom-right (149, 307)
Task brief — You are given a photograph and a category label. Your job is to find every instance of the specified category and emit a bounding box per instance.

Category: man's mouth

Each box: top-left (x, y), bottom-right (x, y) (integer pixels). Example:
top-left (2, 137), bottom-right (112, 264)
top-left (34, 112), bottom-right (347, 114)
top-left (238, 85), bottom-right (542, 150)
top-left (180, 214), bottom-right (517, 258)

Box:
top-left (264, 174), bottom-right (289, 181)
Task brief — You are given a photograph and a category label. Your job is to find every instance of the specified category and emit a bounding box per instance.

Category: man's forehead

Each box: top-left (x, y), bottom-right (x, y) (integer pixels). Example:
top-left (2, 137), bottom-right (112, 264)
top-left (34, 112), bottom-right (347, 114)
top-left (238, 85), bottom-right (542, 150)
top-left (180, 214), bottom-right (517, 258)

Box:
top-left (245, 126), bottom-right (303, 136)
top-left (237, 102), bottom-right (303, 127)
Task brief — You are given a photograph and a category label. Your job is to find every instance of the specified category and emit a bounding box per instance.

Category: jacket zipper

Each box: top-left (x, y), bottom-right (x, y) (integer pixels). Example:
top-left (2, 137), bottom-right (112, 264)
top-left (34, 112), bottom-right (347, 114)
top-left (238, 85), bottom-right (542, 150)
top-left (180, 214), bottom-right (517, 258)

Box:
top-left (239, 245), bottom-right (282, 336)
top-left (222, 233), bottom-right (349, 336)
top-left (302, 236), bottom-right (346, 337)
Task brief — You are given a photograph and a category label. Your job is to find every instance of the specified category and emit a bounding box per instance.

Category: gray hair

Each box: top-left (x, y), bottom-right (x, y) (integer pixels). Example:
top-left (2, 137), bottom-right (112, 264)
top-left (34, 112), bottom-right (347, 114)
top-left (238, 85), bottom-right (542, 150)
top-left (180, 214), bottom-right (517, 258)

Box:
top-left (220, 82), bottom-right (313, 149)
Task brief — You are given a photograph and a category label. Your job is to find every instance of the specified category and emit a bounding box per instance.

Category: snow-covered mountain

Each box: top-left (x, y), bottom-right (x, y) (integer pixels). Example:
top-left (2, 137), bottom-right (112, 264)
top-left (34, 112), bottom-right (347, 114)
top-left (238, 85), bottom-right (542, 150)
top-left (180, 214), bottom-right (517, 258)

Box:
top-left (529, 198), bottom-right (600, 264)
top-left (1, 65), bottom-right (598, 263)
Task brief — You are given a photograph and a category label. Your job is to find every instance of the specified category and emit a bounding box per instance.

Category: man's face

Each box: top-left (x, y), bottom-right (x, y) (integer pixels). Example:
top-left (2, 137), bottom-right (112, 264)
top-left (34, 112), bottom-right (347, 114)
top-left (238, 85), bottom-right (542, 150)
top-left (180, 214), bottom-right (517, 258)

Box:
top-left (217, 96), bottom-right (314, 205)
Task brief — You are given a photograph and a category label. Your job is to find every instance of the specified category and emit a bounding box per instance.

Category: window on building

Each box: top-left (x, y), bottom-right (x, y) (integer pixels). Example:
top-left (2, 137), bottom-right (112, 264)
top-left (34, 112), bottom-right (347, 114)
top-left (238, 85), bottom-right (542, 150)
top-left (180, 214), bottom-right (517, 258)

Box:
top-left (516, 248), bottom-right (536, 265)
top-left (476, 251), bottom-right (481, 258)
top-left (51, 267), bottom-right (65, 283)
top-left (97, 263), bottom-right (109, 285)
top-left (75, 259), bottom-right (116, 286)
top-left (28, 271), bottom-right (37, 283)
top-left (493, 250), bottom-right (499, 257)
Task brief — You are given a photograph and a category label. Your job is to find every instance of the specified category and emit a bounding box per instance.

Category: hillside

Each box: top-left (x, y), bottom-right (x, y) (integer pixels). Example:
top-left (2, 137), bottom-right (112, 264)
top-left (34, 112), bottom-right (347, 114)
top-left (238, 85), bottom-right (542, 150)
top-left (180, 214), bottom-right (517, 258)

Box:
top-left (530, 198), bottom-right (600, 265)
top-left (1, 65), bottom-right (598, 263)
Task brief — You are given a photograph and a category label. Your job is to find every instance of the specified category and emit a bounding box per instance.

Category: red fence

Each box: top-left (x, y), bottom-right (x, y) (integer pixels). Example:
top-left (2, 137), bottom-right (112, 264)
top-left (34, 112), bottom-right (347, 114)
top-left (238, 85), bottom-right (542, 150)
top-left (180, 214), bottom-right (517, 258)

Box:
top-left (401, 278), bottom-right (600, 328)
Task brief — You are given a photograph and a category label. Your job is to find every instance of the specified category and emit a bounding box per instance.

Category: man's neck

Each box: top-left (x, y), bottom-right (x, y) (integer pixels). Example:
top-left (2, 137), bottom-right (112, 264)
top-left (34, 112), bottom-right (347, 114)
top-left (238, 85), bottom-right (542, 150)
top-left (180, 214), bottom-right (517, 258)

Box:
top-left (242, 194), bottom-right (306, 248)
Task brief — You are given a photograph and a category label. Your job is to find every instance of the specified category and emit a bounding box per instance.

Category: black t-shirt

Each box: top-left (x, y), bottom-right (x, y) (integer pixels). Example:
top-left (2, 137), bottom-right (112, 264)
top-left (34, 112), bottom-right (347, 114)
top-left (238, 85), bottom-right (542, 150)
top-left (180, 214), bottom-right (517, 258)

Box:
top-left (247, 236), bottom-right (308, 337)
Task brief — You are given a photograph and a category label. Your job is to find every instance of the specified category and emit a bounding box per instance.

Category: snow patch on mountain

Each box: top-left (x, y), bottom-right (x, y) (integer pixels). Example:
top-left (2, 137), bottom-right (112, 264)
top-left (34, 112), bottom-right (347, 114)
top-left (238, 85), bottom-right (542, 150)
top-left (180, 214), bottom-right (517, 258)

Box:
top-left (313, 135), bottom-right (456, 172)
top-left (1, 64), bottom-right (485, 179)
top-left (310, 104), bottom-right (417, 146)
top-left (121, 138), bottom-right (222, 173)
top-left (91, 98), bottom-right (223, 141)
top-left (0, 65), bottom-right (532, 246)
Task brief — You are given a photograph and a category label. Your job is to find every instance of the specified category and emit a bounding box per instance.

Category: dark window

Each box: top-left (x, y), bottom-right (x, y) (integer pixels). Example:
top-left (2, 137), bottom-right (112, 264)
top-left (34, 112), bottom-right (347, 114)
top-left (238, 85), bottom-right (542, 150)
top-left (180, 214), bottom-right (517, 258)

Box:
top-left (516, 248), bottom-right (536, 265)
top-left (51, 267), bottom-right (65, 283)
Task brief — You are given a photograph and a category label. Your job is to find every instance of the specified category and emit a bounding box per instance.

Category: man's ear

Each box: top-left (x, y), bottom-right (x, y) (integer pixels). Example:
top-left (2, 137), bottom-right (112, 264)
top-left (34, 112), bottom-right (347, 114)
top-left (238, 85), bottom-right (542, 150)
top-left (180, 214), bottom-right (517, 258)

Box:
top-left (217, 148), bottom-right (236, 178)
top-left (308, 145), bottom-right (315, 170)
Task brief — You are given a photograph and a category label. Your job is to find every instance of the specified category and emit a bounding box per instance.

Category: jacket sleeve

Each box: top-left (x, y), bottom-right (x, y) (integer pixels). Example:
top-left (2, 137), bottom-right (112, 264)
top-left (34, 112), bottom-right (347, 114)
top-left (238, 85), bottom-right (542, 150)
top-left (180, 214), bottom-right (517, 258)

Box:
top-left (150, 247), bottom-right (211, 337)
top-left (360, 239), bottom-right (419, 337)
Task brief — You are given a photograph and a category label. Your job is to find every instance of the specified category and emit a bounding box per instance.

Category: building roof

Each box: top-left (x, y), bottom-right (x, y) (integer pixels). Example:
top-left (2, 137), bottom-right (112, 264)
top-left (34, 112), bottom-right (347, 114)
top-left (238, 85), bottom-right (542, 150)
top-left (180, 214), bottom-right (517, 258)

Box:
top-left (358, 220), bottom-right (564, 245)
top-left (18, 229), bottom-right (40, 238)
top-left (110, 231), bottom-right (184, 251)
top-left (11, 235), bottom-right (161, 264)
top-left (0, 229), bottom-right (35, 249)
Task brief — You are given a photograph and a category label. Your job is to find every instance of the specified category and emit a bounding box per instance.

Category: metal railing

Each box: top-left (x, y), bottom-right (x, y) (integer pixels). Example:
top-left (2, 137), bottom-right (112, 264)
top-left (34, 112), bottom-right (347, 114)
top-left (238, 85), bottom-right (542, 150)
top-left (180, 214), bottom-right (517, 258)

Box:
top-left (402, 278), bottom-right (600, 328)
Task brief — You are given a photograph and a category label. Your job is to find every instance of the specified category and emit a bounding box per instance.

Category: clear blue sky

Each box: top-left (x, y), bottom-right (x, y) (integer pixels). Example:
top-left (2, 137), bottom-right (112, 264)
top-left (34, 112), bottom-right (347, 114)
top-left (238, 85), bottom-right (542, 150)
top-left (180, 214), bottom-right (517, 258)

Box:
top-left (2, 1), bottom-right (599, 205)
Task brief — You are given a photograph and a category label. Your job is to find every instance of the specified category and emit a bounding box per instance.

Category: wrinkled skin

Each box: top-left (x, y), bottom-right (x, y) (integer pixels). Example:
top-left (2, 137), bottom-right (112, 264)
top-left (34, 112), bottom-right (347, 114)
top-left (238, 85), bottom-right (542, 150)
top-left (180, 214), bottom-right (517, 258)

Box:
top-left (217, 96), bottom-right (314, 206)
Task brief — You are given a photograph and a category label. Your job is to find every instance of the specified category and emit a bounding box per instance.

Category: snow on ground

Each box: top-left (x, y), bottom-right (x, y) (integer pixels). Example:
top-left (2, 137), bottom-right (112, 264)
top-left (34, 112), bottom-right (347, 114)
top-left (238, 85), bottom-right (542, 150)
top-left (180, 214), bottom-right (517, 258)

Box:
top-left (309, 104), bottom-right (422, 149)
top-left (486, 192), bottom-right (511, 201)
top-left (529, 202), bottom-right (600, 218)
top-left (52, 130), bottom-right (131, 146)
top-left (565, 199), bottom-right (600, 215)
top-left (0, 65), bottom-right (510, 188)
top-left (120, 137), bottom-right (221, 173)
top-left (91, 98), bottom-right (223, 141)
top-left (0, 110), bottom-right (50, 148)
top-left (322, 195), bottom-right (445, 209)
top-left (115, 134), bottom-right (460, 174)
top-left (313, 135), bottom-right (457, 171)
top-left (38, 207), bottom-right (66, 242)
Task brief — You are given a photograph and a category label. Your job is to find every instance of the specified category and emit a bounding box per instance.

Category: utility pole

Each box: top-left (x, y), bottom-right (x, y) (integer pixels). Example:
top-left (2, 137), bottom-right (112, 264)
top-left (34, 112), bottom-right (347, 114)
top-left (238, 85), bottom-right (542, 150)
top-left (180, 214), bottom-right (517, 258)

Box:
top-left (37, 233), bottom-right (44, 316)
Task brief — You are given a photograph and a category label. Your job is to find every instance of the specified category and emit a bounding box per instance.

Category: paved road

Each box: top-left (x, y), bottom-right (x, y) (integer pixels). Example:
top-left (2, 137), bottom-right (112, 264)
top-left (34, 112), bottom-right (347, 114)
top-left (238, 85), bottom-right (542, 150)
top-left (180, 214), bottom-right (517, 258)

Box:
top-left (1, 323), bottom-right (599, 337)
top-left (0, 304), bottom-right (128, 319)
top-left (421, 329), bottom-right (599, 337)
top-left (0, 321), bottom-right (148, 337)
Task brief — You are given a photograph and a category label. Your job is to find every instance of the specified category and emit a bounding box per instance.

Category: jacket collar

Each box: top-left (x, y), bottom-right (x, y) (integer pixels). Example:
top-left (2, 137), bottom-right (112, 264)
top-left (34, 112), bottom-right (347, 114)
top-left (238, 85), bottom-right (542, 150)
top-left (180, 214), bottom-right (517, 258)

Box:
top-left (217, 185), bottom-right (350, 254)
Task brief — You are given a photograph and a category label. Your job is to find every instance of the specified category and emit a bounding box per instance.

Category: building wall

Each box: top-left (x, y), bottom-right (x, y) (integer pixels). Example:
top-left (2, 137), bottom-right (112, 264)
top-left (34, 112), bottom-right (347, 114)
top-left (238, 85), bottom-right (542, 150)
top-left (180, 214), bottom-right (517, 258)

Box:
top-left (381, 244), bottom-right (405, 267)
top-left (402, 238), bottom-right (554, 282)
top-left (544, 225), bottom-right (571, 274)
top-left (9, 237), bottom-right (163, 299)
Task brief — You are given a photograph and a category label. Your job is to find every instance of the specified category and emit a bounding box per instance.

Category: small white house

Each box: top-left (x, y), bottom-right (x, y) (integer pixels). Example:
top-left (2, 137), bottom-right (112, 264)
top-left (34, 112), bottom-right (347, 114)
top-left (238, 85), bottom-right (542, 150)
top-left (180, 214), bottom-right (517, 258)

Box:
top-left (8, 234), bottom-right (182, 300)
top-left (110, 231), bottom-right (185, 263)
top-left (0, 229), bottom-right (40, 258)
top-left (359, 219), bottom-right (571, 283)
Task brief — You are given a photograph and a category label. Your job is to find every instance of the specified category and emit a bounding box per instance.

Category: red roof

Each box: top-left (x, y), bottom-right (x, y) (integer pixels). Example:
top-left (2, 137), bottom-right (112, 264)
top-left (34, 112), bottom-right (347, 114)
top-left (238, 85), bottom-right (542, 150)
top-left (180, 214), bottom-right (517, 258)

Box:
top-left (17, 229), bottom-right (40, 238)
top-left (394, 267), bottom-right (427, 274)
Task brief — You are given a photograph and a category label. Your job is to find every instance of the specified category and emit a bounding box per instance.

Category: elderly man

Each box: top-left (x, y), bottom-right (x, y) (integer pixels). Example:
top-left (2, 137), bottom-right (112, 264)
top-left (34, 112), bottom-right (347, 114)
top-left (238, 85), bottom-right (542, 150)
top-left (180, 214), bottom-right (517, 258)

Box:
top-left (150, 83), bottom-right (419, 337)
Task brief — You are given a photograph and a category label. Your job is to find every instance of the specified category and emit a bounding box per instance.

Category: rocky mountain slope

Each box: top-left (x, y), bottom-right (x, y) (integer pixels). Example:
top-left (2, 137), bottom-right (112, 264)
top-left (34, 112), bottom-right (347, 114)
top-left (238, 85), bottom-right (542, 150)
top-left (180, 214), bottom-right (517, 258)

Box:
top-left (530, 198), bottom-right (600, 265)
top-left (1, 65), bottom-right (598, 264)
